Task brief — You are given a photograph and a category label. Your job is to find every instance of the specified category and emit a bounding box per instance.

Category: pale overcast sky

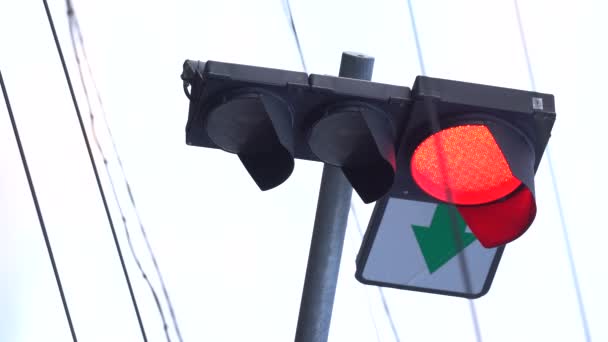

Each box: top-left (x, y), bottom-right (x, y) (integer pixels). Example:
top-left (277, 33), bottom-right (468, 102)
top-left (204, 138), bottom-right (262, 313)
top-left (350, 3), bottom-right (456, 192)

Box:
top-left (1, 0), bottom-right (607, 341)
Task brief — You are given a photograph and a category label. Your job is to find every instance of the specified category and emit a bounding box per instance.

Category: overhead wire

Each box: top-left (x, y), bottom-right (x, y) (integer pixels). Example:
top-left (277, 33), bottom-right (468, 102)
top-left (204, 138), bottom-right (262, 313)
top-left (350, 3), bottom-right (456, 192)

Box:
top-left (405, 0), bottom-right (426, 76)
top-left (283, 0), bottom-right (308, 73)
top-left (40, 0), bottom-right (148, 340)
top-left (1, 70), bottom-right (78, 342)
top-left (351, 204), bottom-right (402, 342)
top-left (282, 1), bottom-right (401, 340)
top-left (513, 1), bottom-right (591, 340)
top-left (64, 1), bottom-right (183, 341)
top-left (405, 0), bottom-right (483, 341)
top-left (346, 208), bottom-right (382, 342)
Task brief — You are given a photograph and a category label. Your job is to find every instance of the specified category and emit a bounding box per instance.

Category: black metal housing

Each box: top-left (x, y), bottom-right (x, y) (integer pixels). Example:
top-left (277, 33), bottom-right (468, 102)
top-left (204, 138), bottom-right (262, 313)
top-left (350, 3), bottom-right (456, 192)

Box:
top-left (182, 59), bottom-right (412, 199)
top-left (389, 76), bottom-right (556, 203)
top-left (183, 60), bottom-right (411, 158)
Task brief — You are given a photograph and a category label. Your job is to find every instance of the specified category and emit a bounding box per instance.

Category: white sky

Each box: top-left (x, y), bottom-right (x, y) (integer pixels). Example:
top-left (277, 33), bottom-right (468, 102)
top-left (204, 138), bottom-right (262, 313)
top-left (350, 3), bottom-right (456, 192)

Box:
top-left (1, 0), bottom-right (607, 341)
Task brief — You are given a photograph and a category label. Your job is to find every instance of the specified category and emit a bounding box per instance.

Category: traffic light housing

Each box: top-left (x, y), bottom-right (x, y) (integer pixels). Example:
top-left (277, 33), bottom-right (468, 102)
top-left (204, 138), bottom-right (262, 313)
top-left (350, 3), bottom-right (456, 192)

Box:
top-left (388, 76), bottom-right (555, 247)
top-left (181, 59), bottom-right (412, 203)
top-left (182, 60), bottom-right (555, 247)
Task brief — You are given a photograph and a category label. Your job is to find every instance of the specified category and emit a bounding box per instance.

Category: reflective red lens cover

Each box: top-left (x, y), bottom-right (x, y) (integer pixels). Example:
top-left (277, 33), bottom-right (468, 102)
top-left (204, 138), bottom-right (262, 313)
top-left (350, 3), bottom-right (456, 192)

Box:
top-left (410, 124), bottom-right (521, 205)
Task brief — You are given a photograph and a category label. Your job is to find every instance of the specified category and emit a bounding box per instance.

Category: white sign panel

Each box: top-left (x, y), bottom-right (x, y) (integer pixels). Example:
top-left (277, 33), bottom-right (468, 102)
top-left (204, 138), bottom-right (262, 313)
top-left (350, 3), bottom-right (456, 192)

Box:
top-left (356, 197), bottom-right (503, 298)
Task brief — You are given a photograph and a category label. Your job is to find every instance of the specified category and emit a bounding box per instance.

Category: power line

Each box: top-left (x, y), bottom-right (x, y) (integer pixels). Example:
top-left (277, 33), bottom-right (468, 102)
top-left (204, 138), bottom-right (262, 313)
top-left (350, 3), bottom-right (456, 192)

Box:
top-left (283, 0), bottom-right (308, 73)
top-left (345, 211), bottom-right (382, 342)
top-left (405, 1), bottom-right (483, 341)
top-left (65, 1), bottom-right (183, 340)
top-left (1, 70), bottom-right (78, 342)
top-left (283, 3), bottom-right (405, 339)
top-left (405, 0), bottom-right (426, 76)
top-left (66, 16), bottom-right (171, 342)
top-left (351, 204), bottom-right (401, 342)
top-left (513, 1), bottom-right (591, 340)
top-left (281, 3), bottom-right (407, 340)
top-left (281, 3), bottom-right (404, 339)
top-left (41, 0), bottom-right (148, 340)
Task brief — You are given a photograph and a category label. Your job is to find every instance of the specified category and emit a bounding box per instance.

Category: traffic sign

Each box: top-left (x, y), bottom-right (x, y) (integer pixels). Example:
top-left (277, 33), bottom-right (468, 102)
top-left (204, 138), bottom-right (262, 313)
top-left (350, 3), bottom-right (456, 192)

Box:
top-left (356, 197), bottom-right (504, 298)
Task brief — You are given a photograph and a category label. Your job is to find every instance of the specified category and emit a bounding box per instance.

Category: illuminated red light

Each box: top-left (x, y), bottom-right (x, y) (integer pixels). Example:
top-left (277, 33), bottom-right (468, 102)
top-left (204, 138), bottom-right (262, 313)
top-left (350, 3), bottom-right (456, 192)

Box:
top-left (411, 124), bottom-right (521, 205)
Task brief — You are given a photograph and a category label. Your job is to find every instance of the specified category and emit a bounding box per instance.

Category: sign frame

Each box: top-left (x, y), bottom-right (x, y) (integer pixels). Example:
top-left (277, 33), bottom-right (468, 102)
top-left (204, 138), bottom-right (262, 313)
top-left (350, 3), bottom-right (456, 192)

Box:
top-left (355, 196), bottom-right (505, 299)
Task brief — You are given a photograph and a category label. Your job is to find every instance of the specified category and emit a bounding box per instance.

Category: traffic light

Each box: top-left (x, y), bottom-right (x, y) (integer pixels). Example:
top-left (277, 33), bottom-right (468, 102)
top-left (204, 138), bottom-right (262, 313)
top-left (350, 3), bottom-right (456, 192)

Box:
top-left (388, 76), bottom-right (555, 247)
top-left (181, 60), bottom-right (555, 247)
top-left (181, 59), bottom-right (411, 203)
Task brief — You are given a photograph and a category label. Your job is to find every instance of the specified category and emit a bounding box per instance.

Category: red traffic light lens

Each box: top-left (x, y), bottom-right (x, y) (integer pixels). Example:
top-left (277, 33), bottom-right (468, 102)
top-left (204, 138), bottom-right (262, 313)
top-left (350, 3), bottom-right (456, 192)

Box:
top-left (411, 124), bottom-right (521, 205)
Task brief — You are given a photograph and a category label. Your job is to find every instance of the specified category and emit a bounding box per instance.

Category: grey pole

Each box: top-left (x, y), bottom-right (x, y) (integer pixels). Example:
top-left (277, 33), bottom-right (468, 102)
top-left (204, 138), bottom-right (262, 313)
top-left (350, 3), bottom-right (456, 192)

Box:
top-left (295, 52), bottom-right (375, 342)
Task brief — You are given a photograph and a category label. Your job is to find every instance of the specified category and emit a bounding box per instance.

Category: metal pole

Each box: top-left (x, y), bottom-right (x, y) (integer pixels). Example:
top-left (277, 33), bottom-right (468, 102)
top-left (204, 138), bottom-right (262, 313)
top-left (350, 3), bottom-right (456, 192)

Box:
top-left (295, 52), bottom-right (375, 342)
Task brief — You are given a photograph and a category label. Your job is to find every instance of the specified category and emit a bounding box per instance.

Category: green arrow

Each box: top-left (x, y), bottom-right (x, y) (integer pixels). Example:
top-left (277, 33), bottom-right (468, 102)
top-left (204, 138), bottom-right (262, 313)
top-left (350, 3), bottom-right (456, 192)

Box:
top-left (412, 204), bottom-right (477, 274)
